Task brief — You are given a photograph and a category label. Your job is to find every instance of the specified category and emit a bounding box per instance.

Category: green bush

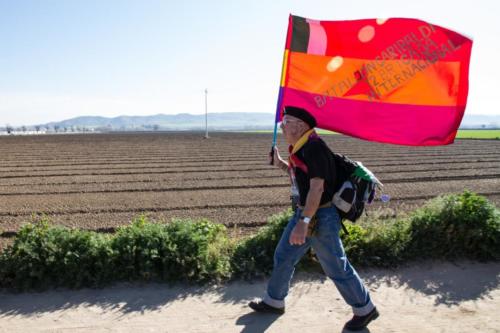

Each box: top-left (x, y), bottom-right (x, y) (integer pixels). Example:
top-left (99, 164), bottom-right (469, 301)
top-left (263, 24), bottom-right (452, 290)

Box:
top-left (0, 217), bottom-right (232, 290)
top-left (0, 191), bottom-right (498, 290)
top-left (231, 209), bottom-right (291, 279)
top-left (111, 216), bottom-right (232, 282)
top-left (0, 219), bottom-right (114, 290)
top-left (407, 191), bottom-right (500, 260)
top-left (340, 223), bottom-right (368, 264)
top-left (354, 219), bottom-right (412, 267)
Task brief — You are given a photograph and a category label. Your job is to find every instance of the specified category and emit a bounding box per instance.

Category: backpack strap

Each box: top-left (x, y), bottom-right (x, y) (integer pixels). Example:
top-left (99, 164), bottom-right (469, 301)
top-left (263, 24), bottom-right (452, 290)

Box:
top-left (340, 219), bottom-right (349, 235)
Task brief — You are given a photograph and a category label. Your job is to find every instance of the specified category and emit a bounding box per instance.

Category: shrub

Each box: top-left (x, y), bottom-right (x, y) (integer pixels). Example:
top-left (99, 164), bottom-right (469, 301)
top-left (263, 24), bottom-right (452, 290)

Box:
top-left (111, 216), bottom-right (232, 282)
top-left (111, 216), bottom-right (172, 281)
top-left (339, 223), bottom-right (368, 266)
top-left (0, 217), bottom-right (233, 290)
top-left (0, 219), bottom-right (114, 290)
top-left (0, 191), bottom-right (498, 291)
top-left (355, 219), bottom-right (412, 267)
top-left (231, 209), bottom-right (291, 279)
top-left (408, 191), bottom-right (500, 260)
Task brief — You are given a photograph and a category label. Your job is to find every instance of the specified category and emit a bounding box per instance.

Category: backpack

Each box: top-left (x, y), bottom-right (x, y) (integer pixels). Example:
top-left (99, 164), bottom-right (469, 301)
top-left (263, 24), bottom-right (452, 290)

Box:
top-left (330, 152), bottom-right (383, 223)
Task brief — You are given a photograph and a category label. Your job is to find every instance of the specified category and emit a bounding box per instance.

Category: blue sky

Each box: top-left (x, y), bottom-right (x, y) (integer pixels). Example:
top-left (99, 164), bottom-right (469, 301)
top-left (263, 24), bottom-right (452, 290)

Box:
top-left (1, 0), bottom-right (498, 126)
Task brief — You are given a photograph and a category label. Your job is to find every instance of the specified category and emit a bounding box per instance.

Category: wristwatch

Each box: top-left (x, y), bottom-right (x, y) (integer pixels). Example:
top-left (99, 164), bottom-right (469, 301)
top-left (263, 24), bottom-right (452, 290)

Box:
top-left (300, 216), bottom-right (311, 224)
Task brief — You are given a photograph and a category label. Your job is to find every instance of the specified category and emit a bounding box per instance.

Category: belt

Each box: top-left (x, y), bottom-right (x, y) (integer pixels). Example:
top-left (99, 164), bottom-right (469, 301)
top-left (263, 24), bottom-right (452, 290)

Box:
top-left (297, 202), bottom-right (332, 210)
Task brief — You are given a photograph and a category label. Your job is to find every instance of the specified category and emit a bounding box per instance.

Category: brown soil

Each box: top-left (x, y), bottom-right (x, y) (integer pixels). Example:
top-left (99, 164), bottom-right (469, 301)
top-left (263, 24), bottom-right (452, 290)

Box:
top-left (1, 132), bottom-right (499, 249)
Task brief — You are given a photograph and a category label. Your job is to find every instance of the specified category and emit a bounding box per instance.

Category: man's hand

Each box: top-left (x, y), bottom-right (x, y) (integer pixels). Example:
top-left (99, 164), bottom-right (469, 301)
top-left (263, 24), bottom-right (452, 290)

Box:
top-left (268, 147), bottom-right (288, 171)
top-left (289, 220), bottom-right (308, 245)
top-left (268, 146), bottom-right (281, 165)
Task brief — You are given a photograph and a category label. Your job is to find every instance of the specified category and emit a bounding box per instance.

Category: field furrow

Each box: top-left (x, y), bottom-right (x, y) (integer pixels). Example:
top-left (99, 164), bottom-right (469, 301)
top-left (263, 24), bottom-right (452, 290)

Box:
top-left (1, 132), bottom-right (499, 248)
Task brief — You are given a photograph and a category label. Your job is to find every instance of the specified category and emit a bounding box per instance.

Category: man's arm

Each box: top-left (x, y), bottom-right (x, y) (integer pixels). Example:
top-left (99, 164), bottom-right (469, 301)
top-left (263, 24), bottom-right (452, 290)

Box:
top-left (269, 147), bottom-right (289, 173)
top-left (301, 177), bottom-right (324, 218)
top-left (289, 177), bottom-right (324, 245)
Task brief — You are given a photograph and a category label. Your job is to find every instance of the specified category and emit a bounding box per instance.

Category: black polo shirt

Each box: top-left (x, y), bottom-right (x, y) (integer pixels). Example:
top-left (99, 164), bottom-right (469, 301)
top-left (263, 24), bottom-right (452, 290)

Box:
top-left (293, 138), bottom-right (336, 206)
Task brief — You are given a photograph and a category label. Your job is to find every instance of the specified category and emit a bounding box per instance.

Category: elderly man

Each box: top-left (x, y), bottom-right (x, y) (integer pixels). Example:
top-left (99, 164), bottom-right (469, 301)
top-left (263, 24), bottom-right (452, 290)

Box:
top-left (249, 106), bottom-right (378, 331)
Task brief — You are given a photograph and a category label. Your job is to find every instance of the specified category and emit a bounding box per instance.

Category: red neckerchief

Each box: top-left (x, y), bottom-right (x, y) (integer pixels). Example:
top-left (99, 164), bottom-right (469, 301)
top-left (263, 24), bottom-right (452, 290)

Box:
top-left (288, 130), bottom-right (319, 174)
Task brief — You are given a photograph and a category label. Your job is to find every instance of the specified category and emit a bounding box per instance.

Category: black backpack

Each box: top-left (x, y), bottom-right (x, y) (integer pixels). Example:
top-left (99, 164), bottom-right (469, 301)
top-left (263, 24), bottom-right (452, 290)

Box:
top-left (329, 152), bottom-right (382, 223)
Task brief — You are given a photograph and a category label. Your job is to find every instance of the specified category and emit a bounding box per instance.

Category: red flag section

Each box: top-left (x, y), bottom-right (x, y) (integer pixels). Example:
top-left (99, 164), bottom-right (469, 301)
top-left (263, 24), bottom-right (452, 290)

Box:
top-left (276, 16), bottom-right (473, 146)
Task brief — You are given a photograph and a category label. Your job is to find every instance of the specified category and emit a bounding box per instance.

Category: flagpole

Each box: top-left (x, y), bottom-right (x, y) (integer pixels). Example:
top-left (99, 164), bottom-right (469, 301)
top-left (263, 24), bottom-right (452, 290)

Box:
top-left (272, 50), bottom-right (288, 148)
top-left (272, 87), bottom-right (285, 147)
top-left (204, 88), bottom-right (209, 139)
top-left (270, 52), bottom-right (287, 165)
top-left (270, 15), bottom-right (292, 165)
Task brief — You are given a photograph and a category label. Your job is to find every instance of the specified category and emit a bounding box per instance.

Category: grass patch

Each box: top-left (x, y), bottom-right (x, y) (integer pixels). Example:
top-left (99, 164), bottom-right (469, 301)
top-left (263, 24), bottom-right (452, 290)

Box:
top-left (456, 129), bottom-right (500, 139)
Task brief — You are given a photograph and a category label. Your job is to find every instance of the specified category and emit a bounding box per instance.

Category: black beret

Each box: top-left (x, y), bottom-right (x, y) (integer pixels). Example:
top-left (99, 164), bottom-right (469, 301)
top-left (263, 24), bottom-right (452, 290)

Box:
top-left (283, 106), bottom-right (317, 128)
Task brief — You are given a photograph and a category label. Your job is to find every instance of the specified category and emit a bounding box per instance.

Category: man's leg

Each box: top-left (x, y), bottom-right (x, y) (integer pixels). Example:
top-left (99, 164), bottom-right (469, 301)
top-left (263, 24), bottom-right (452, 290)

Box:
top-left (311, 207), bottom-right (377, 329)
top-left (250, 211), bottom-right (311, 311)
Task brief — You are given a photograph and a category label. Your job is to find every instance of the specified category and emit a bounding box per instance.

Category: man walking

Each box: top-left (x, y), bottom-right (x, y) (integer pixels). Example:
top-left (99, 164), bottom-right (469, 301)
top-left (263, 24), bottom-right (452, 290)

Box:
top-left (249, 106), bottom-right (379, 331)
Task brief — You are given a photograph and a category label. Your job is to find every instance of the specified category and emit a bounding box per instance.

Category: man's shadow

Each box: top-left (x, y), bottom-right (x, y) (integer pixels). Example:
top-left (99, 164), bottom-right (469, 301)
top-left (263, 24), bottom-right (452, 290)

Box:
top-left (235, 309), bottom-right (372, 333)
top-left (342, 328), bottom-right (371, 333)
top-left (236, 312), bottom-right (280, 333)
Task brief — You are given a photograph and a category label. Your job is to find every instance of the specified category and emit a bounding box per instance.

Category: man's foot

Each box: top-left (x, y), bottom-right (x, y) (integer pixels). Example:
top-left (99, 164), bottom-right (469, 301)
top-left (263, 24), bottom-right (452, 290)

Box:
top-left (248, 300), bottom-right (285, 315)
top-left (344, 307), bottom-right (379, 331)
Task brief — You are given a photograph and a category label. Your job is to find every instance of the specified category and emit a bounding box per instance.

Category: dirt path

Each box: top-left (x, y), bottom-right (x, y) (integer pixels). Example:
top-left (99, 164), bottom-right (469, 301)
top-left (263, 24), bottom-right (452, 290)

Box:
top-left (1, 261), bottom-right (499, 333)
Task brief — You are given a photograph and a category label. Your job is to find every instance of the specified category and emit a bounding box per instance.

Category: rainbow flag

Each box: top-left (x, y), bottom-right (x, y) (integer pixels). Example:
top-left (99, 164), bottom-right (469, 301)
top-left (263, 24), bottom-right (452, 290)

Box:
top-left (275, 15), bottom-right (473, 146)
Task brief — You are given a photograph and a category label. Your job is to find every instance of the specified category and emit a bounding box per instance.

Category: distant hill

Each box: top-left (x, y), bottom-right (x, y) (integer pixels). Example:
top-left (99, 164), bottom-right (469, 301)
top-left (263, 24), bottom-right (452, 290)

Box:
top-left (42, 113), bottom-right (276, 131)
top-left (4, 112), bottom-right (498, 133)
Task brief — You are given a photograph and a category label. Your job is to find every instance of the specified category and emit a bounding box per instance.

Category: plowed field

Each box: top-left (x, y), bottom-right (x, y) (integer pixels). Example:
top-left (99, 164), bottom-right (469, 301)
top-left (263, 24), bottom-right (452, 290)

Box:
top-left (1, 132), bottom-right (499, 249)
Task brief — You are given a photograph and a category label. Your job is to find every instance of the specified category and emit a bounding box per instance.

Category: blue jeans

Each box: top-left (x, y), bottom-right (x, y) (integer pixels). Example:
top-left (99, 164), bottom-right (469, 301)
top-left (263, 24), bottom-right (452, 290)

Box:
top-left (264, 206), bottom-right (374, 316)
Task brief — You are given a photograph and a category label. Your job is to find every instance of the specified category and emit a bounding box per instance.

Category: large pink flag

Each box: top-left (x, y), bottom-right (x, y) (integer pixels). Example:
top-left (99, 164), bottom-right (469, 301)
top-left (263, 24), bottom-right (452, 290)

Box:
top-left (275, 15), bottom-right (473, 146)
